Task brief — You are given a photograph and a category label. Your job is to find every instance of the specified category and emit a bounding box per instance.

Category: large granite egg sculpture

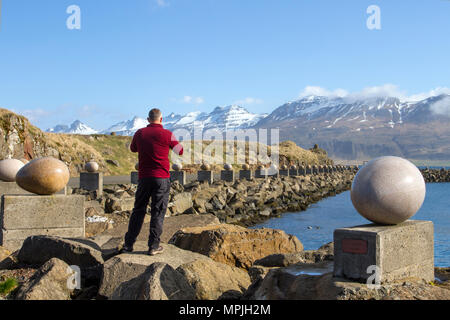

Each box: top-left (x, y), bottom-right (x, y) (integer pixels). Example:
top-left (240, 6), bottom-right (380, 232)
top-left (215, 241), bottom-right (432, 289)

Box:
top-left (0, 159), bottom-right (25, 182)
top-left (350, 156), bottom-right (426, 225)
top-left (16, 157), bottom-right (70, 195)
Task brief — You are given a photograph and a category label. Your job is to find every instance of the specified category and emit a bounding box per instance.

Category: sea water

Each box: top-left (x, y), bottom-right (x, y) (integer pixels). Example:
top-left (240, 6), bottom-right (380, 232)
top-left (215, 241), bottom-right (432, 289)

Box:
top-left (251, 183), bottom-right (450, 267)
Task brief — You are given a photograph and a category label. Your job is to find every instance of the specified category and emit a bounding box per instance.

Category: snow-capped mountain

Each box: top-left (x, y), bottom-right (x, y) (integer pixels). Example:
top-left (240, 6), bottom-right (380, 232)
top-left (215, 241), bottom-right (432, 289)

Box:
top-left (47, 120), bottom-right (98, 135)
top-left (99, 105), bottom-right (267, 136)
top-left (165, 105), bottom-right (268, 132)
top-left (101, 116), bottom-right (148, 136)
top-left (256, 94), bottom-right (450, 130)
top-left (254, 94), bottom-right (450, 160)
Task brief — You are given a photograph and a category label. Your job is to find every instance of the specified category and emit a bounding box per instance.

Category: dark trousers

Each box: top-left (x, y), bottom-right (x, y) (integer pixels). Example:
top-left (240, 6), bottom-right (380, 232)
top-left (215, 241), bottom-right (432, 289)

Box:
top-left (124, 177), bottom-right (170, 250)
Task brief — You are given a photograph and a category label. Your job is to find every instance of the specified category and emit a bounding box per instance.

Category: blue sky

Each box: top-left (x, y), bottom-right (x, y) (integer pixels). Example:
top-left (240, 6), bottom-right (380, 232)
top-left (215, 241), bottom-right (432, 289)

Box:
top-left (0, 0), bottom-right (450, 130)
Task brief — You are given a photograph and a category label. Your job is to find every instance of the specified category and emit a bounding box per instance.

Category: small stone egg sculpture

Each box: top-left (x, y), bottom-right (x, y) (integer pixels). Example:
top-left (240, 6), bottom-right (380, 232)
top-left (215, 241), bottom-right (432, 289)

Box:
top-left (350, 156), bottom-right (426, 225)
top-left (242, 164), bottom-right (250, 170)
top-left (201, 163), bottom-right (210, 171)
top-left (224, 164), bottom-right (232, 171)
top-left (0, 159), bottom-right (25, 182)
top-left (172, 163), bottom-right (182, 171)
top-left (85, 161), bottom-right (99, 173)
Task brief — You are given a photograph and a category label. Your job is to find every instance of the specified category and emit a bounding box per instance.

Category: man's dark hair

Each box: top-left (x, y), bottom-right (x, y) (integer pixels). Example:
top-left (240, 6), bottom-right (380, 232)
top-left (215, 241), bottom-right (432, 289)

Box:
top-left (148, 108), bottom-right (162, 122)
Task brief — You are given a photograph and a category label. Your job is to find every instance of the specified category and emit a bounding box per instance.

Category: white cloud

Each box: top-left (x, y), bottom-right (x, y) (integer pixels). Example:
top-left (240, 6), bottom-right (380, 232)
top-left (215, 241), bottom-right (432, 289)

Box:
top-left (299, 84), bottom-right (450, 103)
top-left (234, 97), bottom-right (264, 105)
top-left (299, 86), bottom-right (348, 98)
top-left (155, 0), bottom-right (169, 7)
top-left (176, 96), bottom-right (204, 104)
top-left (430, 95), bottom-right (450, 116)
top-left (407, 87), bottom-right (450, 102)
top-left (195, 97), bottom-right (205, 104)
top-left (14, 108), bottom-right (49, 122)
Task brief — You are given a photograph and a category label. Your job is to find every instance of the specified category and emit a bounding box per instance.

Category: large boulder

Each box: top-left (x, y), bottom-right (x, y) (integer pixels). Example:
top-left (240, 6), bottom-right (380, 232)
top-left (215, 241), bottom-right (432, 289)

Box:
top-left (169, 192), bottom-right (193, 215)
top-left (176, 259), bottom-right (252, 300)
top-left (15, 258), bottom-right (74, 300)
top-left (98, 242), bottom-right (208, 299)
top-left (111, 262), bottom-right (196, 300)
top-left (17, 236), bottom-right (104, 267)
top-left (169, 224), bottom-right (303, 269)
top-left (245, 262), bottom-right (450, 300)
top-left (253, 242), bottom-right (334, 267)
top-left (17, 236), bottom-right (105, 284)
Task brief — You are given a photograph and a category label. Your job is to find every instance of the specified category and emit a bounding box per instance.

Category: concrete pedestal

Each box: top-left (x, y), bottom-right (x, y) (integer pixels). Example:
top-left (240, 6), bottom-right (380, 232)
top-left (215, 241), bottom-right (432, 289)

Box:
top-left (0, 181), bottom-right (67, 196)
top-left (239, 170), bottom-right (253, 180)
top-left (131, 171), bottom-right (139, 185)
top-left (306, 167), bottom-right (312, 175)
top-left (279, 170), bottom-right (289, 177)
top-left (333, 220), bottom-right (434, 284)
top-left (0, 195), bottom-right (85, 251)
top-left (220, 170), bottom-right (235, 182)
top-left (298, 167), bottom-right (306, 176)
top-left (289, 169), bottom-right (298, 177)
top-left (170, 171), bottom-right (186, 185)
top-left (255, 169), bottom-right (267, 179)
top-left (80, 172), bottom-right (103, 196)
top-left (198, 171), bottom-right (213, 184)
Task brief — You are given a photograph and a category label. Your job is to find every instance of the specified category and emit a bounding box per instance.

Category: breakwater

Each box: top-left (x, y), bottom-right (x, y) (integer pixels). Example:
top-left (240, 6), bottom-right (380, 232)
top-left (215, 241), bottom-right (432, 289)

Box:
top-left (420, 168), bottom-right (450, 183)
top-left (72, 167), bottom-right (450, 235)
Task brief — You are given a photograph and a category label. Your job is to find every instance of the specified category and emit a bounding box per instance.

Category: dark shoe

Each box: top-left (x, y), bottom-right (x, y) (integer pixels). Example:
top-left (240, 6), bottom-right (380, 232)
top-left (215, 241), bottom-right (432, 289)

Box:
top-left (118, 244), bottom-right (133, 254)
top-left (147, 246), bottom-right (164, 256)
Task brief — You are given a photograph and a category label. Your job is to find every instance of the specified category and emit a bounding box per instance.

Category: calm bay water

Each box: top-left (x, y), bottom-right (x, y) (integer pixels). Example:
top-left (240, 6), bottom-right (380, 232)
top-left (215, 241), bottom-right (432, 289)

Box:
top-left (251, 183), bottom-right (450, 267)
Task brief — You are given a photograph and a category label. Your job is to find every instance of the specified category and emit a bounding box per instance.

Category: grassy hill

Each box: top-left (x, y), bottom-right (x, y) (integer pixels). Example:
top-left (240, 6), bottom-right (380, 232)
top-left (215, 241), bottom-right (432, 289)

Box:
top-left (0, 108), bottom-right (333, 176)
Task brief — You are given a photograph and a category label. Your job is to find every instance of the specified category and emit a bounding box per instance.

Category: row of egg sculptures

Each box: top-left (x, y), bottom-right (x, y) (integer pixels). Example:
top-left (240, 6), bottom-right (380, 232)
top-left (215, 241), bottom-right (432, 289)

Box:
top-left (350, 156), bottom-right (426, 225)
top-left (0, 157), bottom-right (71, 195)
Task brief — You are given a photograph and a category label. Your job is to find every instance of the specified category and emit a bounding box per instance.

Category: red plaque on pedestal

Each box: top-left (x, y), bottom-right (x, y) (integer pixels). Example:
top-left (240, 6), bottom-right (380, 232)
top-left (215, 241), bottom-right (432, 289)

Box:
top-left (342, 239), bottom-right (368, 254)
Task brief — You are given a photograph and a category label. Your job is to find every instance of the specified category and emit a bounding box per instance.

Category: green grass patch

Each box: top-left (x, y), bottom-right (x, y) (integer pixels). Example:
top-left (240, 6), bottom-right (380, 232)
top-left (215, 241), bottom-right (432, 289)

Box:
top-left (0, 278), bottom-right (18, 295)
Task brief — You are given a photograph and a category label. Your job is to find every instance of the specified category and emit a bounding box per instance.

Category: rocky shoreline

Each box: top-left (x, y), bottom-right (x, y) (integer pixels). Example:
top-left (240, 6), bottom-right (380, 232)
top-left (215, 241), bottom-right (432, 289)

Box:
top-left (1, 168), bottom-right (450, 300)
top-left (70, 170), bottom-right (357, 237)
top-left (65, 168), bottom-right (450, 238)
top-left (420, 168), bottom-right (450, 183)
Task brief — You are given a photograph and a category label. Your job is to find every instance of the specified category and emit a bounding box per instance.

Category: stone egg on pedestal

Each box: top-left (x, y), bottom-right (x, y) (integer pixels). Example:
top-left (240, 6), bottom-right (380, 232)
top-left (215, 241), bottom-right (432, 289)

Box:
top-left (0, 159), bottom-right (25, 182)
top-left (280, 164), bottom-right (288, 170)
top-left (242, 164), bottom-right (250, 170)
top-left (350, 156), bottom-right (426, 225)
top-left (200, 164), bottom-right (210, 171)
top-left (224, 163), bottom-right (232, 171)
top-left (15, 157), bottom-right (70, 195)
top-left (85, 161), bottom-right (99, 173)
top-left (172, 163), bottom-right (182, 171)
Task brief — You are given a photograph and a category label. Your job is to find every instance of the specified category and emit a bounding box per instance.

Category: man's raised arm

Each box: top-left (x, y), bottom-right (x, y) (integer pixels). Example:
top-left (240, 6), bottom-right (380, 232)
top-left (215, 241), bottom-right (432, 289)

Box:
top-left (170, 133), bottom-right (183, 156)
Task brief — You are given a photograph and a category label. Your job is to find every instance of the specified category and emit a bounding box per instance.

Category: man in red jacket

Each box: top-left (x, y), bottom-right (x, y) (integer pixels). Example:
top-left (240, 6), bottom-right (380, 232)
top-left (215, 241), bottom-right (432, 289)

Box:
top-left (121, 108), bottom-right (183, 256)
